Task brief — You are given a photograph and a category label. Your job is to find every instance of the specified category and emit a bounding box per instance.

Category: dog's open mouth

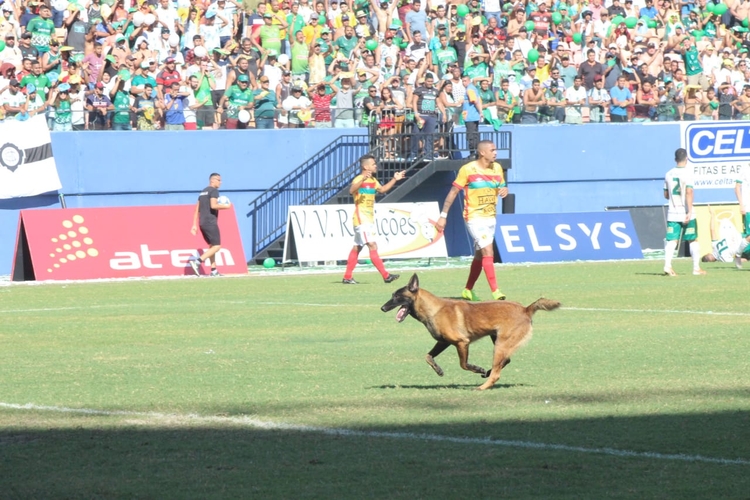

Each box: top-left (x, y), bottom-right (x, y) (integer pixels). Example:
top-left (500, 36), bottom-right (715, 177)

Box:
top-left (396, 306), bottom-right (409, 322)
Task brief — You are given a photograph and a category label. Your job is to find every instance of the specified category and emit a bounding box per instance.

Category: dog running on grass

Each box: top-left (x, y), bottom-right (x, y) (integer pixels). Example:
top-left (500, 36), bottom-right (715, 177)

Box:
top-left (381, 274), bottom-right (561, 391)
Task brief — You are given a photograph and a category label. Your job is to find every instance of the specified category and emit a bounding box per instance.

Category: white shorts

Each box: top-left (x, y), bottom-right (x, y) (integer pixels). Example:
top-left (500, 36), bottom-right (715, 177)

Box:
top-left (466, 218), bottom-right (496, 251)
top-left (354, 223), bottom-right (377, 246)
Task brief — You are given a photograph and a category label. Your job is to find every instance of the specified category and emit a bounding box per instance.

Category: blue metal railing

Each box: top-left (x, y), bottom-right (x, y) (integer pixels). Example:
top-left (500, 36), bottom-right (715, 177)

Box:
top-left (246, 134), bottom-right (370, 257)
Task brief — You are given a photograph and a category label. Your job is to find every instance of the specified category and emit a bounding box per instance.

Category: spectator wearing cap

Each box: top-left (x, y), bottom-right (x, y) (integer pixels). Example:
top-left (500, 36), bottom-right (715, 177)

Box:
top-left (219, 73), bottom-right (254, 129)
top-left (541, 79), bottom-right (566, 122)
top-left (0, 78), bottom-right (25, 120)
top-left (131, 59), bottom-right (158, 98)
top-left (308, 41), bottom-right (328, 86)
top-left (18, 32), bottom-right (39, 61)
top-left (556, 54), bottom-right (578, 89)
top-left (609, 74), bottom-right (633, 122)
top-left (354, 10), bottom-right (375, 39)
top-left (253, 74), bottom-right (277, 129)
top-left (300, 9), bottom-right (321, 45)
top-left (575, 10), bottom-right (595, 45)
top-left (404, 0), bottom-right (428, 41)
top-left (20, 59), bottom-right (51, 101)
top-left (1, 34), bottom-right (22, 71)
top-left (49, 83), bottom-right (74, 131)
top-left (603, 44), bottom-right (624, 90)
top-left (519, 65), bottom-right (537, 92)
top-left (201, 9), bottom-right (228, 52)
top-left (578, 49), bottom-right (605, 90)
top-left (86, 81), bottom-right (114, 130)
top-left (156, 57), bottom-right (181, 100)
top-left (678, 37), bottom-right (708, 90)
top-left (608, 0), bottom-right (627, 18)
top-left (587, 74), bottom-right (610, 122)
top-left (281, 84), bottom-right (312, 127)
top-left (258, 11), bottom-right (284, 57)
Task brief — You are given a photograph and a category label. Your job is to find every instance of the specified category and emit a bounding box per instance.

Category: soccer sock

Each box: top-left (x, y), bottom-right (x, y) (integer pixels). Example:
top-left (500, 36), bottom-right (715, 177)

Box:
top-left (369, 249), bottom-right (389, 278)
top-left (343, 247), bottom-right (359, 280)
top-left (482, 255), bottom-right (498, 292)
top-left (465, 257), bottom-right (483, 290)
top-left (690, 241), bottom-right (701, 270)
top-left (664, 240), bottom-right (678, 270)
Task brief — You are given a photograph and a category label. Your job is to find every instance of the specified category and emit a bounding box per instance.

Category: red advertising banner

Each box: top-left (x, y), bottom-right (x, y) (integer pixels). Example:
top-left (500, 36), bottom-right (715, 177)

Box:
top-left (12, 205), bottom-right (247, 281)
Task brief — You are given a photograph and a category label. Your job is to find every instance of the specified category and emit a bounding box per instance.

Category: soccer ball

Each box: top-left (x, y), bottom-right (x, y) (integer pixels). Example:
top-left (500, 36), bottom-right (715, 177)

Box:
top-left (217, 195), bottom-right (231, 206)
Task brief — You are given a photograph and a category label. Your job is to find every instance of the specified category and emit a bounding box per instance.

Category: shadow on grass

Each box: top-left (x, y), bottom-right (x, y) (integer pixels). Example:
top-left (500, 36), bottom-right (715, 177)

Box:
top-left (1, 409), bottom-right (748, 499)
top-left (369, 383), bottom-right (527, 390)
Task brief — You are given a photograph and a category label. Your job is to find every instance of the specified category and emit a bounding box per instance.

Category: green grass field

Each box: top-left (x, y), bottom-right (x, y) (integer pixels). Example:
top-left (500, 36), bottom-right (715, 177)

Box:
top-left (1, 259), bottom-right (749, 499)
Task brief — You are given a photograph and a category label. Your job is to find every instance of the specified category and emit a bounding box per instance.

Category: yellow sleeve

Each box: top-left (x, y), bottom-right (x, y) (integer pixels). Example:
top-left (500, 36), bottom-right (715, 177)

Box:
top-left (453, 165), bottom-right (469, 189)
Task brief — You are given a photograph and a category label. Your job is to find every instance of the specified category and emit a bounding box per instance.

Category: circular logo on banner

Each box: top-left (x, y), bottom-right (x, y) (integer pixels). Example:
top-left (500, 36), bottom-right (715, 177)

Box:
top-left (0, 143), bottom-right (25, 173)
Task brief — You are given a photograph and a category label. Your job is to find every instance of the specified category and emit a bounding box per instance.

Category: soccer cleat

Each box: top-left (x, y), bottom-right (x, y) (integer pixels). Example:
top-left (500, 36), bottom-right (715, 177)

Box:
top-left (342, 278), bottom-right (359, 284)
top-left (461, 289), bottom-right (480, 301)
top-left (188, 257), bottom-right (201, 276)
top-left (692, 269), bottom-right (707, 276)
top-left (384, 274), bottom-right (400, 283)
top-left (735, 255), bottom-right (743, 269)
top-left (664, 268), bottom-right (678, 277)
top-left (210, 270), bottom-right (223, 277)
top-left (492, 289), bottom-right (506, 301)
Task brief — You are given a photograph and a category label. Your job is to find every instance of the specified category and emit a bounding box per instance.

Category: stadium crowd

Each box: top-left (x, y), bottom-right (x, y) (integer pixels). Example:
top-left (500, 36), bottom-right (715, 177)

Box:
top-left (2, 0), bottom-right (750, 130)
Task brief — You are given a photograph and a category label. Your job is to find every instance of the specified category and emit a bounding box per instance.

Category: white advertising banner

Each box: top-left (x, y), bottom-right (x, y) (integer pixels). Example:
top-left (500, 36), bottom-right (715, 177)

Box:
top-left (679, 121), bottom-right (749, 189)
top-left (283, 203), bottom-right (449, 262)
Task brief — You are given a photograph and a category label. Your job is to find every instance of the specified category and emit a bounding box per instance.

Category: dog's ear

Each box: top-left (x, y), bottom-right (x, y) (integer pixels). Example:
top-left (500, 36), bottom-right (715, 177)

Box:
top-left (408, 273), bottom-right (419, 293)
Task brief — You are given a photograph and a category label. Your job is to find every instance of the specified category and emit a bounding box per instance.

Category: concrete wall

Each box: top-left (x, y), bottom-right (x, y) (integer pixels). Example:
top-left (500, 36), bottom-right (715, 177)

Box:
top-left (0, 124), bottom-right (739, 275)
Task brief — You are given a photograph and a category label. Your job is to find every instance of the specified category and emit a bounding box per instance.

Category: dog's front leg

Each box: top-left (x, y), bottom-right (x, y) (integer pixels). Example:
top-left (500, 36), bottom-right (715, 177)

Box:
top-left (455, 341), bottom-right (486, 376)
top-left (426, 341), bottom-right (450, 376)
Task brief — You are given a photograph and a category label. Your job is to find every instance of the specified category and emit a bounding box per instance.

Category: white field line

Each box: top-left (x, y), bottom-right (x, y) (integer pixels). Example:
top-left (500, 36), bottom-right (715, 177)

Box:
top-left (0, 402), bottom-right (747, 466)
top-left (2, 302), bottom-right (750, 317)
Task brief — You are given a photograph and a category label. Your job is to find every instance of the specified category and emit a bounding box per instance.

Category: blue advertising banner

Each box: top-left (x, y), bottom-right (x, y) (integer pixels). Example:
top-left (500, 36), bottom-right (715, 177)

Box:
top-left (681, 121), bottom-right (750, 189)
top-left (495, 212), bottom-right (643, 263)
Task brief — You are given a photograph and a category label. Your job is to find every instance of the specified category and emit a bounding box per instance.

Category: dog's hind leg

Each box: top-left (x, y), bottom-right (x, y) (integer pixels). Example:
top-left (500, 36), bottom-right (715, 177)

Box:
top-left (426, 341), bottom-right (450, 376)
top-left (476, 341), bottom-right (517, 390)
top-left (455, 341), bottom-right (487, 376)
top-left (481, 358), bottom-right (510, 378)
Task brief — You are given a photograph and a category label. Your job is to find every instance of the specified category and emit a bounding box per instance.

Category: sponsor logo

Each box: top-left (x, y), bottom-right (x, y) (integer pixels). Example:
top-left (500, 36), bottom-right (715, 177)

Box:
top-left (495, 212), bottom-right (642, 263)
top-left (685, 123), bottom-right (750, 162)
top-left (0, 143), bottom-right (25, 173)
top-left (42, 214), bottom-right (100, 275)
top-left (109, 245), bottom-right (235, 270)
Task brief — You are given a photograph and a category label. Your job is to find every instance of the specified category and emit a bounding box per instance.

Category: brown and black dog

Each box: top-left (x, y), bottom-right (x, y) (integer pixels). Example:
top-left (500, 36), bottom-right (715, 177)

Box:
top-left (381, 274), bottom-right (561, 390)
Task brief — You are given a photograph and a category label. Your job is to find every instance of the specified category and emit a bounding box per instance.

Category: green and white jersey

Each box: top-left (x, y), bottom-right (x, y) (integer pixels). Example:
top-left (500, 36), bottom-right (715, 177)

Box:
top-left (712, 219), bottom-right (743, 262)
top-left (664, 166), bottom-right (695, 221)
top-left (26, 16), bottom-right (56, 53)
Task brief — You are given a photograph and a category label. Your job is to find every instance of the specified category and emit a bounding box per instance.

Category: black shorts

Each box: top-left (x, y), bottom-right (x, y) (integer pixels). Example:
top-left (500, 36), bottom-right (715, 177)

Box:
top-left (200, 224), bottom-right (221, 246)
top-left (197, 105), bottom-right (216, 126)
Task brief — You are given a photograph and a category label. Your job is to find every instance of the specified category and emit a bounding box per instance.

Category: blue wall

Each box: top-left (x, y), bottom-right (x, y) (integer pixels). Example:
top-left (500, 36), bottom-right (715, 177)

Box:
top-left (0, 124), bottom-right (739, 276)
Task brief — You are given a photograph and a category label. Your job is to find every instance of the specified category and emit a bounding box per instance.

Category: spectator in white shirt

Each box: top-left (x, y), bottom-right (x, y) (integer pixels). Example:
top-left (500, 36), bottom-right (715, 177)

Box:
top-left (565, 75), bottom-right (588, 123)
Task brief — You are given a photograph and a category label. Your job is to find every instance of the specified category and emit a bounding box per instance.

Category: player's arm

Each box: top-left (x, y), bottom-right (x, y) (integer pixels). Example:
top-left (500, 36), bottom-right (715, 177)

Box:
top-left (736, 180), bottom-right (745, 214)
top-left (684, 185), bottom-right (694, 223)
top-left (210, 196), bottom-right (232, 209)
top-left (663, 180), bottom-right (669, 200)
top-left (435, 185), bottom-right (462, 232)
top-left (377, 171), bottom-right (406, 194)
top-left (191, 202), bottom-right (200, 235)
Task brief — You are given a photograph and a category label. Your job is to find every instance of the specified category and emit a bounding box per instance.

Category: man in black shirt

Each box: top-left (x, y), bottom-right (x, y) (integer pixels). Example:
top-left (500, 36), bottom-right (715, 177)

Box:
top-left (409, 72), bottom-right (444, 161)
top-left (189, 173), bottom-right (232, 276)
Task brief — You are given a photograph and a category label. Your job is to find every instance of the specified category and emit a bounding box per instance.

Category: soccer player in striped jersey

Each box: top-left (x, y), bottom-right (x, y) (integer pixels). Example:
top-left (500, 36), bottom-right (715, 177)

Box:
top-left (663, 147), bottom-right (705, 276)
top-left (342, 154), bottom-right (405, 284)
top-left (436, 140), bottom-right (509, 301)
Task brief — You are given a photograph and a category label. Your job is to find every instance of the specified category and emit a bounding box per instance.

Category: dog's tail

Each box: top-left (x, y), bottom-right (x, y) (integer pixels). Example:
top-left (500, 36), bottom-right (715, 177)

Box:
top-left (526, 298), bottom-right (562, 316)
